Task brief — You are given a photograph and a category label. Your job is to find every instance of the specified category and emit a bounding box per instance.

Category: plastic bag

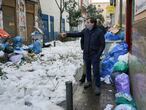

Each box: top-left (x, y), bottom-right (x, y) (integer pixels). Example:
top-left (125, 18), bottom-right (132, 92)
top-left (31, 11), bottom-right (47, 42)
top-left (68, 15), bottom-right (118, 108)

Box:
top-left (32, 40), bottom-right (42, 54)
top-left (115, 92), bottom-right (137, 108)
top-left (101, 55), bottom-right (117, 77)
top-left (13, 36), bottom-right (23, 48)
top-left (111, 72), bottom-right (121, 83)
top-left (0, 51), bottom-right (4, 57)
top-left (118, 31), bottom-right (125, 40)
top-left (115, 73), bottom-right (130, 94)
top-left (105, 32), bottom-right (120, 41)
top-left (109, 42), bottom-right (128, 60)
top-left (113, 61), bottom-right (128, 73)
top-left (114, 104), bottom-right (136, 110)
top-left (4, 45), bottom-right (14, 54)
top-left (118, 53), bottom-right (129, 64)
top-left (9, 54), bottom-right (23, 63)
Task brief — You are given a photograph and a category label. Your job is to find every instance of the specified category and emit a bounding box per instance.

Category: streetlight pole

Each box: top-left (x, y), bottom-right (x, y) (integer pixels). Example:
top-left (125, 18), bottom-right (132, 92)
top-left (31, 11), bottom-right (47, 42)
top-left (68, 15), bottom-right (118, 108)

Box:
top-left (119, 0), bottom-right (123, 29)
top-left (126, 0), bottom-right (133, 52)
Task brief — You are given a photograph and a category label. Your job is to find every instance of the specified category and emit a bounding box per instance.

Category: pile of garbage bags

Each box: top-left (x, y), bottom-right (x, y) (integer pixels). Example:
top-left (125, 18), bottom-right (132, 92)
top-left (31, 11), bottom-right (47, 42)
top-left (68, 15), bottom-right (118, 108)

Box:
top-left (114, 92), bottom-right (137, 110)
top-left (105, 31), bottom-right (125, 41)
top-left (0, 30), bottom-right (43, 64)
top-left (100, 41), bottom-right (137, 110)
top-left (101, 42), bottom-right (128, 77)
top-left (104, 24), bottom-right (125, 41)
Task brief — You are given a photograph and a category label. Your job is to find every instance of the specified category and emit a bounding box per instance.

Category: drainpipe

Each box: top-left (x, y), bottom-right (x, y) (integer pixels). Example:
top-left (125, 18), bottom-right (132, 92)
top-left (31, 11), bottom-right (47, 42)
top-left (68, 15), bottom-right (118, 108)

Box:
top-left (110, 0), bottom-right (113, 26)
top-left (119, 0), bottom-right (122, 28)
top-left (0, 0), bottom-right (3, 29)
top-left (81, 0), bottom-right (83, 7)
top-left (126, 0), bottom-right (132, 52)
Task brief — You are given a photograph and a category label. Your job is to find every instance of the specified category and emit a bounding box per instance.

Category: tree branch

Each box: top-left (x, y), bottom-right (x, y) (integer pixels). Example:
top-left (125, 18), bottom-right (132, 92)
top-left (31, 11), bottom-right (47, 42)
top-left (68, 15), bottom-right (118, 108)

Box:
top-left (62, 0), bottom-right (65, 12)
top-left (55, 0), bottom-right (61, 11)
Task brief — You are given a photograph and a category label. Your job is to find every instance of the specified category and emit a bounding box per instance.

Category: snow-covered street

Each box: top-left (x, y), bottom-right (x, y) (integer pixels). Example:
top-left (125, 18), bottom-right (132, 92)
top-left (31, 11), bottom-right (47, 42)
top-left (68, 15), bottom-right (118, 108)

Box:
top-left (0, 40), bottom-right (82, 110)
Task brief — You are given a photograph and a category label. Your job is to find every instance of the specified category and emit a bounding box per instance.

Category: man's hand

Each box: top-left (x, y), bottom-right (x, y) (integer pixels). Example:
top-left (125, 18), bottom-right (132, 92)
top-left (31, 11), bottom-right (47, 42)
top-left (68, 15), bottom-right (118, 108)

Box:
top-left (60, 33), bottom-right (67, 38)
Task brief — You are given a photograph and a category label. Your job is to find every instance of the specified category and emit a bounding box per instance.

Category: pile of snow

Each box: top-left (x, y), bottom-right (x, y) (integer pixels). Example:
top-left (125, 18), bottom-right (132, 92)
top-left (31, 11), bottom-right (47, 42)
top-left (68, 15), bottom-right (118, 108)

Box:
top-left (0, 40), bottom-right (83, 110)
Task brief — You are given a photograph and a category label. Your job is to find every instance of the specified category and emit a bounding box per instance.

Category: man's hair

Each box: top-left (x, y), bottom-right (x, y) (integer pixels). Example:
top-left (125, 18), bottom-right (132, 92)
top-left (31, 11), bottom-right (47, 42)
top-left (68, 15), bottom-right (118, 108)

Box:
top-left (87, 17), bottom-right (97, 27)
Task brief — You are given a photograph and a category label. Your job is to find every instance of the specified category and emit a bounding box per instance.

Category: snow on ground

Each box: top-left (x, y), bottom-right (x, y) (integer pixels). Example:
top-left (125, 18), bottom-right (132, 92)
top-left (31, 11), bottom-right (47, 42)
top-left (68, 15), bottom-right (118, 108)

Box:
top-left (0, 40), bottom-right (83, 110)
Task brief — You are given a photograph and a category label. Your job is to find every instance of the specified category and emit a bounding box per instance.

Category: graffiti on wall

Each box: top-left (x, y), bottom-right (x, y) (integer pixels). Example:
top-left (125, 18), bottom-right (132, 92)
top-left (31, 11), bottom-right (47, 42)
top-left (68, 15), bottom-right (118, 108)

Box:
top-left (18, 0), bottom-right (26, 27)
top-left (135, 0), bottom-right (146, 15)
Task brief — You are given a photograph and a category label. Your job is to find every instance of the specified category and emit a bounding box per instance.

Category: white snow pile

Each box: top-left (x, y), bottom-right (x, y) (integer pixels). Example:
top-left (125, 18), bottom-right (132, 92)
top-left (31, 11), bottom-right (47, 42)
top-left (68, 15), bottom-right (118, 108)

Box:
top-left (0, 40), bottom-right (83, 110)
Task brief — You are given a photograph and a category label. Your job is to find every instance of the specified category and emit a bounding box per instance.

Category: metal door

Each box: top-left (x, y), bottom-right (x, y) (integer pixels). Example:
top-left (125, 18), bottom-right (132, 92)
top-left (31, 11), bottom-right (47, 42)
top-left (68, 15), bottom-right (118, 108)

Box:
top-left (42, 14), bottom-right (49, 43)
top-left (50, 16), bottom-right (54, 41)
top-left (2, 0), bottom-right (16, 37)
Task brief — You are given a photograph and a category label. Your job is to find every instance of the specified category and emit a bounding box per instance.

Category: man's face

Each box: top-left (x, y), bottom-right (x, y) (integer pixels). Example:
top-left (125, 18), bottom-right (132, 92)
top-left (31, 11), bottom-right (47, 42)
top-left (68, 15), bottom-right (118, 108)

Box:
top-left (85, 19), bottom-right (94, 30)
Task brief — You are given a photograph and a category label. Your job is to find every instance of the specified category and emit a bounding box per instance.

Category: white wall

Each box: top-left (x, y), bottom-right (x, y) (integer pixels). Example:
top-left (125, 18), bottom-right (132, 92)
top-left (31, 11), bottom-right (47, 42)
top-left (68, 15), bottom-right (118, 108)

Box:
top-left (40, 0), bottom-right (69, 33)
top-left (40, 0), bottom-right (91, 33)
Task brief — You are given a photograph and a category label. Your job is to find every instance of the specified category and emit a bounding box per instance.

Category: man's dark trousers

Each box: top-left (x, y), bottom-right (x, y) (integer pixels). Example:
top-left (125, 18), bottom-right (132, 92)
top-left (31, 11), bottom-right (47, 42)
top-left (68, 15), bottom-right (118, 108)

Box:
top-left (84, 53), bottom-right (100, 87)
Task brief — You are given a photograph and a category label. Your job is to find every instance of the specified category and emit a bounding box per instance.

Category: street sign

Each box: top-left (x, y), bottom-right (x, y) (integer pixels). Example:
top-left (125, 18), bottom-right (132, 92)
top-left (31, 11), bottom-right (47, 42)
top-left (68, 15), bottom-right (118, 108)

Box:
top-left (106, 6), bottom-right (115, 14)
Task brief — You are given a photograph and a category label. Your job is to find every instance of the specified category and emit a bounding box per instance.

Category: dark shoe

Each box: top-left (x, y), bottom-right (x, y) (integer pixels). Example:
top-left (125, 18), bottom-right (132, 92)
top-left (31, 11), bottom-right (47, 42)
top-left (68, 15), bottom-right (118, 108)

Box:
top-left (95, 87), bottom-right (100, 95)
top-left (84, 82), bottom-right (92, 89)
top-left (79, 74), bottom-right (86, 84)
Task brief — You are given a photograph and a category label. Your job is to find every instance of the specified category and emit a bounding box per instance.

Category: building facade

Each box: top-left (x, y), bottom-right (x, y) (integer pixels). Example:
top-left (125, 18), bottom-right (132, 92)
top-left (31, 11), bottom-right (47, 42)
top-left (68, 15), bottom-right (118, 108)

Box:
top-left (114, 0), bottom-right (126, 27)
top-left (40, 0), bottom-right (89, 42)
top-left (129, 0), bottom-right (146, 109)
top-left (92, 2), bottom-right (110, 25)
top-left (0, 0), bottom-right (39, 44)
top-left (40, 0), bottom-right (70, 43)
top-left (78, 0), bottom-right (90, 31)
top-left (0, 0), bottom-right (90, 43)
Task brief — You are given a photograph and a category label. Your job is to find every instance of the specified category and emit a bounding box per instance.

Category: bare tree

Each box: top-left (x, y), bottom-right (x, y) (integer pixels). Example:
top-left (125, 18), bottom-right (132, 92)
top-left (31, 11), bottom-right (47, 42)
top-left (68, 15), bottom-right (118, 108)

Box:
top-left (55, 0), bottom-right (66, 32)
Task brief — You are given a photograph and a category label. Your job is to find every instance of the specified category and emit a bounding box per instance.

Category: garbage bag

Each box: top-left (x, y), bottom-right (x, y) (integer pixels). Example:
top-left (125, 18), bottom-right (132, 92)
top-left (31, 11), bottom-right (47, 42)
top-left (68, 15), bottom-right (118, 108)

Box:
top-left (118, 53), bottom-right (129, 64)
top-left (114, 104), bottom-right (136, 110)
top-left (115, 73), bottom-right (130, 94)
top-left (0, 51), bottom-right (4, 57)
top-left (108, 43), bottom-right (118, 53)
top-left (118, 31), bottom-right (125, 40)
top-left (101, 55), bottom-right (117, 77)
top-left (4, 45), bottom-right (14, 54)
top-left (9, 54), bottom-right (23, 63)
top-left (109, 42), bottom-right (128, 60)
top-left (115, 92), bottom-right (137, 108)
top-left (113, 61), bottom-right (128, 73)
top-left (105, 32), bottom-right (120, 41)
top-left (0, 29), bottom-right (10, 38)
top-left (13, 36), bottom-right (23, 48)
top-left (111, 72), bottom-right (121, 83)
top-left (32, 40), bottom-right (42, 54)
top-left (31, 31), bottom-right (43, 41)
top-left (28, 44), bottom-right (33, 50)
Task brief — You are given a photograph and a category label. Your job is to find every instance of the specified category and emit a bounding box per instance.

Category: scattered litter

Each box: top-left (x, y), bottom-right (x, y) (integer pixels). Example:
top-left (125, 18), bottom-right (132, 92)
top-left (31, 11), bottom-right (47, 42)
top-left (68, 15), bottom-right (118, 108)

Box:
top-left (108, 90), bottom-right (113, 92)
top-left (104, 104), bottom-right (114, 110)
top-left (24, 101), bottom-right (32, 106)
top-left (9, 54), bottom-right (23, 63)
top-left (0, 51), bottom-right (4, 57)
top-left (101, 75), bottom-right (111, 84)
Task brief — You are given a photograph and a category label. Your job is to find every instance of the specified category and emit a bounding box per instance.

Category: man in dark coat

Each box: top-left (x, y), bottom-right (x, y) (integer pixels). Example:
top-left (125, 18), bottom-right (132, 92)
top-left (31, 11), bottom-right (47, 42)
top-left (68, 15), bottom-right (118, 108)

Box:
top-left (79, 19), bottom-right (107, 84)
top-left (61, 17), bottom-right (105, 95)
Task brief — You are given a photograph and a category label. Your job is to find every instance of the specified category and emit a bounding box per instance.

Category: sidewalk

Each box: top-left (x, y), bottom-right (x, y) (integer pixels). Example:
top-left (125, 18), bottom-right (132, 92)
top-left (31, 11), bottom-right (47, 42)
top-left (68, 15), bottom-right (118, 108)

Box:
top-left (73, 68), bottom-right (115, 110)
